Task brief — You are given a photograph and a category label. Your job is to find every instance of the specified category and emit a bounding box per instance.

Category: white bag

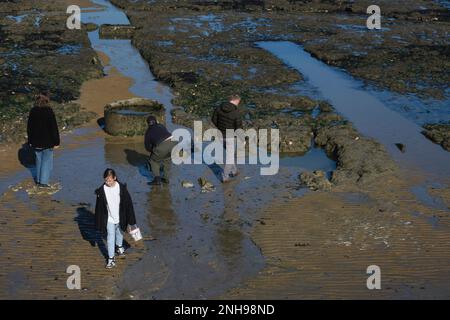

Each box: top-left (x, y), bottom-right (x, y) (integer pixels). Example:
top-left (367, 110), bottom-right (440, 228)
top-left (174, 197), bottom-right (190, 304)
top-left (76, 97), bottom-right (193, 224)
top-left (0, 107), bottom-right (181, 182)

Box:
top-left (128, 224), bottom-right (143, 242)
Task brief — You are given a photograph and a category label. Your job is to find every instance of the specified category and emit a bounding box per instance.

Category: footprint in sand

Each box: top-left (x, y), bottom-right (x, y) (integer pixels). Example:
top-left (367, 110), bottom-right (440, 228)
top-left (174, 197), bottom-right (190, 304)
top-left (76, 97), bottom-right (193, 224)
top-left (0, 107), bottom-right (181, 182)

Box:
top-left (16, 183), bottom-right (62, 196)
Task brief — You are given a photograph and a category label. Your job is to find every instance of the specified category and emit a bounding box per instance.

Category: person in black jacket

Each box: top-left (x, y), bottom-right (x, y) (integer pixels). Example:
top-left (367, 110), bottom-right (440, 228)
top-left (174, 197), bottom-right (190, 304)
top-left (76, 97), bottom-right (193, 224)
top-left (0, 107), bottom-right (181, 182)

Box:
top-left (144, 116), bottom-right (176, 186)
top-left (211, 94), bottom-right (243, 183)
top-left (27, 93), bottom-right (60, 187)
top-left (95, 168), bottom-right (137, 269)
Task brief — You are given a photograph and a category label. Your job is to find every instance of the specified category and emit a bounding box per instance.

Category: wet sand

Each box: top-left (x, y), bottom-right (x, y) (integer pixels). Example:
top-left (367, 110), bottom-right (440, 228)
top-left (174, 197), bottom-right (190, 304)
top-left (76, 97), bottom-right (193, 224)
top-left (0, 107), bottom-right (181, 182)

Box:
top-left (0, 46), bottom-right (141, 299)
top-left (223, 173), bottom-right (450, 299)
top-left (76, 66), bottom-right (134, 116)
top-left (0, 49), bottom-right (133, 178)
top-left (1, 0), bottom-right (449, 300)
top-left (1, 58), bottom-right (449, 299)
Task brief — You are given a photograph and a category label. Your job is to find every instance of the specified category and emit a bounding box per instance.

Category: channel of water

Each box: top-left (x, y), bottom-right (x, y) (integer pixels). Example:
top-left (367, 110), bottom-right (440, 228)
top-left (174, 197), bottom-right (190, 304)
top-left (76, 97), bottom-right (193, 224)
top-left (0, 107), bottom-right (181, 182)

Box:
top-left (76, 0), bottom-right (336, 298)
top-left (258, 41), bottom-right (450, 180)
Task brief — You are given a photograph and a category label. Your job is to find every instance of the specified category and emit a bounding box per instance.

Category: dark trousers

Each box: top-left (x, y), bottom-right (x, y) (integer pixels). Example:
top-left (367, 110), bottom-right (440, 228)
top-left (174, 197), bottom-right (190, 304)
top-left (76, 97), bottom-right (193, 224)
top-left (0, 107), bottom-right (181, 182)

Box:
top-left (148, 140), bottom-right (176, 178)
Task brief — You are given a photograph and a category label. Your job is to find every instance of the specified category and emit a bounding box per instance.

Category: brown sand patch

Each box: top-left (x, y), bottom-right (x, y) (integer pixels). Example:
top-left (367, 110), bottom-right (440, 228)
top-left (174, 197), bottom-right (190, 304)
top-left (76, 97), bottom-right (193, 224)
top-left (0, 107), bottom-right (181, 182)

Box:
top-left (0, 143), bottom-right (25, 177)
top-left (0, 60), bottom-right (134, 180)
top-left (0, 46), bottom-right (147, 298)
top-left (76, 67), bottom-right (135, 117)
top-left (428, 187), bottom-right (450, 209)
top-left (223, 175), bottom-right (450, 299)
top-left (0, 184), bottom-right (147, 299)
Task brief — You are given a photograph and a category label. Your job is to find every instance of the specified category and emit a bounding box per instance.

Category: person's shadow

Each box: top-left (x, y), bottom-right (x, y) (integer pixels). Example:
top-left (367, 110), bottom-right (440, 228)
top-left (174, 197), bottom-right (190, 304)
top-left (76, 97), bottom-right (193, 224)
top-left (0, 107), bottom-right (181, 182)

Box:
top-left (18, 143), bottom-right (36, 182)
top-left (124, 149), bottom-right (152, 181)
top-left (74, 207), bottom-right (108, 259)
top-left (207, 163), bottom-right (224, 181)
top-left (75, 207), bottom-right (132, 259)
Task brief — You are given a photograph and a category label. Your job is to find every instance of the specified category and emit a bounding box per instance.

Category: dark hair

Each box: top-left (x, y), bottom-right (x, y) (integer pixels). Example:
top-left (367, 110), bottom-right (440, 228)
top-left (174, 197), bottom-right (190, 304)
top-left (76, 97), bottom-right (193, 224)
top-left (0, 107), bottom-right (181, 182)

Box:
top-left (103, 168), bottom-right (117, 179)
top-left (35, 93), bottom-right (50, 107)
top-left (147, 115), bottom-right (157, 126)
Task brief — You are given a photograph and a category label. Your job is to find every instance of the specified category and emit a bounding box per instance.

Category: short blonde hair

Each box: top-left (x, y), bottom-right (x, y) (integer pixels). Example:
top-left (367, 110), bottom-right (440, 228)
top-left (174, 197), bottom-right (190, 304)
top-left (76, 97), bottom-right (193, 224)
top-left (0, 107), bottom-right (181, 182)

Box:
top-left (229, 94), bottom-right (241, 101)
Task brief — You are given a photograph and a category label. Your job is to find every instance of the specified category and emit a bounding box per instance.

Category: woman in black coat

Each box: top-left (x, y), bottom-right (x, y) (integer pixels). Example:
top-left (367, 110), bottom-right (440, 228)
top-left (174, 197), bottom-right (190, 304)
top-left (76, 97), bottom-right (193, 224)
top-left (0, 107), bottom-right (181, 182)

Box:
top-left (95, 169), bottom-right (137, 269)
top-left (27, 93), bottom-right (60, 187)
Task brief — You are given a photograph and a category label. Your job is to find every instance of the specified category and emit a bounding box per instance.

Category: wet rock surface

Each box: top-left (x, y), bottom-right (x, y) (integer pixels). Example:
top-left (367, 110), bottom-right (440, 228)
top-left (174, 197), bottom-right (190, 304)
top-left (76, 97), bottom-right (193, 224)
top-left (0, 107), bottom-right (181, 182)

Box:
top-left (314, 112), bottom-right (397, 185)
top-left (422, 123), bottom-right (450, 151)
top-left (104, 98), bottom-right (165, 136)
top-left (99, 24), bottom-right (135, 39)
top-left (111, 0), bottom-right (449, 101)
top-left (107, 0), bottom-right (447, 183)
top-left (0, 0), bottom-right (103, 143)
top-left (0, 0), bottom-right (449, 300)
top-left (299, 170), bottom-right (332, 191)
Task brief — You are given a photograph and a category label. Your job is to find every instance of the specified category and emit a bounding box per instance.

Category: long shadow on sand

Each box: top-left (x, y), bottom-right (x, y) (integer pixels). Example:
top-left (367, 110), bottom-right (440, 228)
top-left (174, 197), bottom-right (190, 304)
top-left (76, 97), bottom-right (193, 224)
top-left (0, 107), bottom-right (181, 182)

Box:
top-left (124, 149), bottom-right (152, 181)
top-left (207, 163), bottom-right (224, 181)
top-left (75, 207), bottom-right (108, 259)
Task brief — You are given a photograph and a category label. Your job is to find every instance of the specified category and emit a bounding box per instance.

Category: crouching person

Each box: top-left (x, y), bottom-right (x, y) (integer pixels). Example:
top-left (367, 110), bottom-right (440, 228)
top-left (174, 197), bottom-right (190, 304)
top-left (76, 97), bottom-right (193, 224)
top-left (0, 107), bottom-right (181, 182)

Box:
top-left (95, 168), bottom-right (137, 269)
top-left (144, 116), bottom-right (176, 186)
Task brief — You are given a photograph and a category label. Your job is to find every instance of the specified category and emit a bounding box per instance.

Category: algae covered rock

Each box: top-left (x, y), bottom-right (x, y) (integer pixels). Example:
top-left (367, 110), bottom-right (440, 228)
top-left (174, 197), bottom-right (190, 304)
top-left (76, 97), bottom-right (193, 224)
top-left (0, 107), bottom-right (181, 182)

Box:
top-left (299, 170), bottom-right (332, 191)
top-left (422, 123), bottom-right (450, 152)
top-left (99, 25), bottom-right (136, 39)
top-left (104, 98), bottom-right (165, 136)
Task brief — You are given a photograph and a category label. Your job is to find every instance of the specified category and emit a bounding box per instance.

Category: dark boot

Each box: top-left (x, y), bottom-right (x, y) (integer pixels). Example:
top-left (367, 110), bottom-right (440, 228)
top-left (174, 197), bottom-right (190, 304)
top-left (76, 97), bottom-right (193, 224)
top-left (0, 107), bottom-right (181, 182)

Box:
top-left (148, 176), bottom-right (162, 186)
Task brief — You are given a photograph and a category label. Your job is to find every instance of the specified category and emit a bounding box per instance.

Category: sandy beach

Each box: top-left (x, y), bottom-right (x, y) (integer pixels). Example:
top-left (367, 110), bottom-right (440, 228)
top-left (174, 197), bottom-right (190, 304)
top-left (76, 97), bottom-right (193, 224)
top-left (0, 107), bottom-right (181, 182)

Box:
top-left (0, 0), bottom-right (449, 300)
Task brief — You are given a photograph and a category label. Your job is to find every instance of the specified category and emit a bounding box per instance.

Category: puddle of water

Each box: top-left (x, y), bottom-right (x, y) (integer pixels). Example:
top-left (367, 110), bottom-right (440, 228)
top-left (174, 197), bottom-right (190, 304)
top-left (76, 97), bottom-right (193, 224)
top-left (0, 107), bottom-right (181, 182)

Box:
top-left (410, 186), bottom-right (449, 211)
top-left (0, 1), bottom-right (339, 299)
top-left (171, 14), bottom-right (225, 34)
top-left (368, 88), bottom-right (450, 126)
top-left (6, 14), bottom-right (29, 24)
top-left (434, 0), bottom-right (450, 9)
top-left (258, 41), bottom-right (450, 179)
top-left (411, 211), bottom-right (441, 229)
top-left (56, 44), bottom-right (82, 55)
top-left (79, 0), bottom-right (270, 298)
top-left (155, 40), bottom-right (174, 47)
top-left (34, 15), bottom-right (41, 28)
top-left (336, 24), bottom-right (391, 32)
top-left (114, 110), bottom-right (150, 116)
top-left (248, 66), bottom-right (257, 74)
top-left (82, 0), bottom-right (130, 25)
top-left (311, 106), bottom-right (321, 119)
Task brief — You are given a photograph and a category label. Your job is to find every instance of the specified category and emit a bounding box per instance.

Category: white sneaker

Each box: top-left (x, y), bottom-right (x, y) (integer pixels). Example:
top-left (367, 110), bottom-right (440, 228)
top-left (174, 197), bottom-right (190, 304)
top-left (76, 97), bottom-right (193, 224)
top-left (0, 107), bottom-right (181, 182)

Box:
top-left (105, 258), bottom-right (116, 269)
top-left (116, 246), bottom-right (126, 258)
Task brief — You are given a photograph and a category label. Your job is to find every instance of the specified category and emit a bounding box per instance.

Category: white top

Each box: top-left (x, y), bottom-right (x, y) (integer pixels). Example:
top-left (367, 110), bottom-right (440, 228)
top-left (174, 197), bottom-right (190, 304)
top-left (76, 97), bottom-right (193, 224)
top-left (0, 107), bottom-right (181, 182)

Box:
top-left (104, 183), bottom-right (120, 224)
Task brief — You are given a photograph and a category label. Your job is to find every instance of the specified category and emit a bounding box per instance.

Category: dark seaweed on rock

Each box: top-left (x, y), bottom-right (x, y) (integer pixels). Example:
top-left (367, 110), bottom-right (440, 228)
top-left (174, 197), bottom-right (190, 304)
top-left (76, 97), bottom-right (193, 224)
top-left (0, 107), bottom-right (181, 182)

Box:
top-left (422, 123), bottom-right (450, 152)
top-left (0, 1), bottom-right (103, 143)
top-left (109, 0), bottom-right (411, 185)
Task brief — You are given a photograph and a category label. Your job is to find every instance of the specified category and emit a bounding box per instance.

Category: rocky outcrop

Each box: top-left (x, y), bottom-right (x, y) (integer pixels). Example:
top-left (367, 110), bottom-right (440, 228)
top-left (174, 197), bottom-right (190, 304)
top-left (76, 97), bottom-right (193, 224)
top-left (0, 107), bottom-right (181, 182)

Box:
top-left (422, 123), bottom-right (450, 152)
top-left (99, 25), bottom-right (136, 39)
top-left (104, 98), bottom-right (165, 136)
top-left (0, 1), bottom-right (103, 143)
top-left (314, 113), bottom-right (397, 185)
top-left (299, 170), bottom-right (332, 191)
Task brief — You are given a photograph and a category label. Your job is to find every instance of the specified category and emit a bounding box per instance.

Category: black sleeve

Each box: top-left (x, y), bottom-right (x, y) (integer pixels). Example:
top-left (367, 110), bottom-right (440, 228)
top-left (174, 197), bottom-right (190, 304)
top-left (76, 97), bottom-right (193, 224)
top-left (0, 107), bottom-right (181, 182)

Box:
top-left (144, 129), bottom-right (153, 153)
top-left (49, 109), bottom-right (60, 147)
top-left (212, 107), bottom-right (218, 127)
top-left (234, 111), bottom-right (243, 130)
top-left (94, 193), bottom-right (102, 231)
top-left (27, 109), bottom-right (34, 145)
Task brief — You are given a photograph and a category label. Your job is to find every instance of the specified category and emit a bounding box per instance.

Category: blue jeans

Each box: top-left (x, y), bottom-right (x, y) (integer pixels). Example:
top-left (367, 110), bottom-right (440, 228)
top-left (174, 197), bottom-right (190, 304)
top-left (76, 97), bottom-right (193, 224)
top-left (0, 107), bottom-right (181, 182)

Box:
top-left (107, 222), bottom-right (123, 259)
top-left (34, 148), bottom-right (53, 185)
top-left (222, 138), bottom-right (238, 181)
